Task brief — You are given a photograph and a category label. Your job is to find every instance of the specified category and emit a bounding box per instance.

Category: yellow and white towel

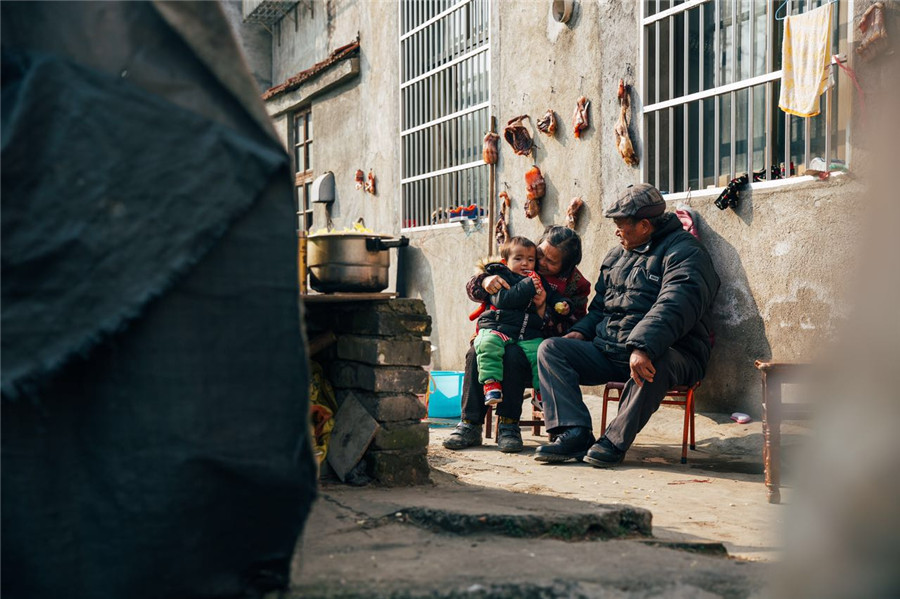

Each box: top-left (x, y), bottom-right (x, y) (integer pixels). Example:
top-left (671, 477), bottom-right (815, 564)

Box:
top-left (778, 3), bottom-right (834, 118)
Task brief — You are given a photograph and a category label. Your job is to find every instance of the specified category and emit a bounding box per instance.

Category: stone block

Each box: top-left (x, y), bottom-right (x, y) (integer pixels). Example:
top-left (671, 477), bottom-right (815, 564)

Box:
top-left (366, 449), bottom-right (430, 486)
top-left (336, 335), bottom-right (430, 366)
top-left (338, 389), bottom-right (427, 422)
top-left (371, 421), bottom-right (429, 451)
top-left (332, 362), bottom-right (429, 395)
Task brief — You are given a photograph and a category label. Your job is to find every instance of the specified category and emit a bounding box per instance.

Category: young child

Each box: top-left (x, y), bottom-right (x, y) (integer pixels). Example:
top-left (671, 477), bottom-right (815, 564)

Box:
top-left (470, 236), bottom-right (572, 406)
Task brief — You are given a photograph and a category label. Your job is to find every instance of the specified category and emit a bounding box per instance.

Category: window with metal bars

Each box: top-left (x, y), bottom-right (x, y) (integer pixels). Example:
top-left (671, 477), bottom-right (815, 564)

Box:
top-left (641, 0), bottom-right (849, 196)
top-left (293, 107), bottom-right (313, 232)
top-left (400, 0), bottom-right (491, 229)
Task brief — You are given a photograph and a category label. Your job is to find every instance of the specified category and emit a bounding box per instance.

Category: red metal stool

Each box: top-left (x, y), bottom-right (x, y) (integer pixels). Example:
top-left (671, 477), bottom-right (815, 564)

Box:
top-left (600, 381), bottom-right (700, 464)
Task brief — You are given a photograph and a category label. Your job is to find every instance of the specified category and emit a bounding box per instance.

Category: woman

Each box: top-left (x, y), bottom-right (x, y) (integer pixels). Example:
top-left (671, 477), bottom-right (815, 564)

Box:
top-left (443, 226), bottom-right (590, 453)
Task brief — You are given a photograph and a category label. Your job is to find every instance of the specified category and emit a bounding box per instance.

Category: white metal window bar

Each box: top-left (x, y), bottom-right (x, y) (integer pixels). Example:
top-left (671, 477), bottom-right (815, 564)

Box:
top-left (641, 0), bottom-right (848, 196)
top-left (400, 0), bottom-right (491, 230)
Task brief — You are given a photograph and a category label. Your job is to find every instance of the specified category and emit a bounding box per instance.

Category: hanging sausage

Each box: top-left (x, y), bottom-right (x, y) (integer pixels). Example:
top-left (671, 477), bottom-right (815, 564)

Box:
top-left (495, 191), bottom-right (511, 248)
top-left (566, 197), bottom-right (584, 230)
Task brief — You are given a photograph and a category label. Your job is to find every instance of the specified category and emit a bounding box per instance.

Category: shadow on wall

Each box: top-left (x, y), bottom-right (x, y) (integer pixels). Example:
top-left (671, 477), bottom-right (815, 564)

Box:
top-left (696, 199), bottom-right (771, 418)
top-left (399, 243), bottom-right (438, 360)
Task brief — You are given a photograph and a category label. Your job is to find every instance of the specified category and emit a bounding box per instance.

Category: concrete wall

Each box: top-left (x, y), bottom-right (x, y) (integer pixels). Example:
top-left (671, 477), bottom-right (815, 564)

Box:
top-left (262, 0), bottom-right (401, 239)
top-left (222, 0), bottom-right (272, 92)
top-left (261, 0), bottom-right (866, 416)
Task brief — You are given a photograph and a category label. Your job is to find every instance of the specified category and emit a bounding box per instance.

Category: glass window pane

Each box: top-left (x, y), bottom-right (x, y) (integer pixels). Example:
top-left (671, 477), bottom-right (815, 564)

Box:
top-left (752, 85), bottom-right (766, 174)
top-left (753, 0), bottom-right (767, 77)
top-left (719, 93), bottom-right (732, 185)
top-left (296, 141), bottom-right (305, 172)
top-left (659, 108), bottom-right (670, 193)
top-left (306, 111), bottom-right (312, 141)
top-left (702, 97), bottom-right (716, 188)
top-left (688, 100), bottom-right (700, 191)
top-left (647, 112), bottom-right (657, 188)
top-left (674, 105), bottom-right (685, 192)
top-left (646, 25), bottom-right (657, 103)
top-left (674, 12), bottom-right (685, 99)
top-left (735, 88), bottom-right (749, 176)
top-left (702, 1), bottom-right (715, 90)
top-left (688, 7), bottom-right (701, 95)
top-left (305, 144), bottom-right (312, 172)
top-left (722, 0), bottom-right (736, 85)
top-left (736, 0), bottom-right (751, 81)
top-left (658, 20), bottom-right (670, 102)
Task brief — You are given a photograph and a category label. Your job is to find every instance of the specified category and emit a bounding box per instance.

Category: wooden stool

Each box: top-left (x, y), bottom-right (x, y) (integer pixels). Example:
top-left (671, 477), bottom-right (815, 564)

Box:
top-left (484, 392), bottom-right (544, 438)
top-left (600, 381), bottom-right (700, 464)
top-left (754, 360), bottom-right (815, 504)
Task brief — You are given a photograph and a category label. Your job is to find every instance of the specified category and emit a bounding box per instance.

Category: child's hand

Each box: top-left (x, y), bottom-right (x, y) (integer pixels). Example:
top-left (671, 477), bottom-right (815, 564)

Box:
top-left (554, 301), bottom-right (571, 315)
top-left (532, 285), bottom-right (547, 308)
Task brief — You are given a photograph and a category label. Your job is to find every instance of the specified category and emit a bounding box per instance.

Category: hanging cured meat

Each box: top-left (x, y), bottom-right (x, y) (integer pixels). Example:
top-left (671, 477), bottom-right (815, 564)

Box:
top-left (482, 131), bottom-right (500, 164)
top-left (503, 115), bottom-right (533, 157)
top-left (495, 191), bottom-right (511, 248)
top-left (566, 197), bottom-right (584, 230)
top-left (572, 96), bottom-right (590, 138)
top-left (354, 169), bottom-right (365, 190)
top-left (536, 109), bottom-right (557, 136)
top-left (524, 165), bottom-right (545, 219)
top-left (365, 170), bottom-right (376, 195)
top-left (615, 80), bottom-right (639, 167)
top-left (857, 2), bottom-right (888, 61)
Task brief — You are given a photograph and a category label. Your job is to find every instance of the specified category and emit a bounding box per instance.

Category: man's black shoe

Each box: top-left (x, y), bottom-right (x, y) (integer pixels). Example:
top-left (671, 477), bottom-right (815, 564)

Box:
top-left (584, 436), bottom-right (626, 468)
top-left (534, 427), bottom-right (594, 463)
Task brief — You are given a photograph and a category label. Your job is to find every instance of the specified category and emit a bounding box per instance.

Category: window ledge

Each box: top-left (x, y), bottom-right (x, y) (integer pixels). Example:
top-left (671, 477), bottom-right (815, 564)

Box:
top-left (662, 171), bottom-right (848, 203)
top-left (401, 217), bottom-right (488, 233)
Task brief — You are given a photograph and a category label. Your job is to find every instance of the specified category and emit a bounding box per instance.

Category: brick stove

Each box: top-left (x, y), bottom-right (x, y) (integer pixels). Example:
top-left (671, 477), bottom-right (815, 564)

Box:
top-left (303, 296), bottom-right (431, 486)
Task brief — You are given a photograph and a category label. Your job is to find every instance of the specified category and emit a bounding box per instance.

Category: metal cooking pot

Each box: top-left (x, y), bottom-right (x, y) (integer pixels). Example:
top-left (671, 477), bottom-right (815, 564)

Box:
top-left (307, 232), bottom-right (409, 293)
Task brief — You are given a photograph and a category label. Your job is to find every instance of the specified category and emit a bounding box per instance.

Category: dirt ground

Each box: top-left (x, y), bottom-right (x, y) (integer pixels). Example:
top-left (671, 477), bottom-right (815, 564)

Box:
top-left (428, 393), bottom-right (809, 562)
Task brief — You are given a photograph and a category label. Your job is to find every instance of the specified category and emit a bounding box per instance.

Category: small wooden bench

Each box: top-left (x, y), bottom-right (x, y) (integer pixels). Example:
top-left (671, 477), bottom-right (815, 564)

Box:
top-left (754, 360), bottom-right (816, 504)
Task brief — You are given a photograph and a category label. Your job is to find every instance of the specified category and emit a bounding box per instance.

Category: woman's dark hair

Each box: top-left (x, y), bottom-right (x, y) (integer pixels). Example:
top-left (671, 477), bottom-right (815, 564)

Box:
top-left (500, 235), bottom-right (536, 260)
top-left (538, 225), bottom-right (582, 277)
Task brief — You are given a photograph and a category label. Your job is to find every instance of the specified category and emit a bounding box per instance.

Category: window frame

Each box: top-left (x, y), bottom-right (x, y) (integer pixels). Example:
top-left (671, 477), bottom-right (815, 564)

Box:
top-left (292, 106), bottom-right (313, 232)
top-left (399, 0), bottom-right (491, 231)
top-left (640, 0), bottom-right (850, 197)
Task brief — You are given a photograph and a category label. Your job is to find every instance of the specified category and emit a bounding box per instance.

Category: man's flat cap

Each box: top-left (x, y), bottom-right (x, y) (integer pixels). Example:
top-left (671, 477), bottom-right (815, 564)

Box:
top-left (604, 183), bottom-right (666, 219)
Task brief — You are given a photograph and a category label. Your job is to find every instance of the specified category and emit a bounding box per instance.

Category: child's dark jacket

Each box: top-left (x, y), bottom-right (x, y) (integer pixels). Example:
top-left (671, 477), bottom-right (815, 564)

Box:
top-left (475, 261), bottom-right (570, 340)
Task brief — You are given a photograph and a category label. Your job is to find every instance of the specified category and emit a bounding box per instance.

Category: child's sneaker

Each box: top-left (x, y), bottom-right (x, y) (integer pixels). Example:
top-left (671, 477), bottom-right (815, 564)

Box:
top-left (483, 380), bottom-right (503, 406)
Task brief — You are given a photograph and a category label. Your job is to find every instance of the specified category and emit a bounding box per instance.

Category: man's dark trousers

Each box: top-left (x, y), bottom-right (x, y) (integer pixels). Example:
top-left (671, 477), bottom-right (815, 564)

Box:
top-left (537, 337), bottom-right (702, 451)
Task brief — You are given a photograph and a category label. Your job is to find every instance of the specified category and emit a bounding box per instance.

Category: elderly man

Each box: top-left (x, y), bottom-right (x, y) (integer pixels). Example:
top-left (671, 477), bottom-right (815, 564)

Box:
top-left (534, 183), bottom-right (719, 466)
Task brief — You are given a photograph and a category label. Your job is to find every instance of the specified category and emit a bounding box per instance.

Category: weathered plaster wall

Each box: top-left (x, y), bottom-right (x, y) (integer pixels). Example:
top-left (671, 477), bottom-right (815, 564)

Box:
top-left (407, 0), bottom-right (864, 416)
top-left (264, 0), bottom-right (401, 238)
top-left (263, 0), bottom-right (865, 415)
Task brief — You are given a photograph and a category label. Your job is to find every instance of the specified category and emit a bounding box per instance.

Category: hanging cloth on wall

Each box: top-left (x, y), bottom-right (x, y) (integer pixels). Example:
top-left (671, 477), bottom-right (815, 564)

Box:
top-left (778, 2), bottom-right (834, 118)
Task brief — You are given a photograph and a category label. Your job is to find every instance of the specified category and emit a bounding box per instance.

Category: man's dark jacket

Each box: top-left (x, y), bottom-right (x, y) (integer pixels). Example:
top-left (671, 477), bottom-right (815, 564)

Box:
top-left (570, 213), bottom-right (720, 375)
top-left (476, 262), bottom-right (569, 340)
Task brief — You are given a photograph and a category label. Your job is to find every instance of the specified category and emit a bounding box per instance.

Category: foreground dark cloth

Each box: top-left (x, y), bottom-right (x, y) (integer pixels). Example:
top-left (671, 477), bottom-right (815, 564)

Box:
top-left (1, 3), bottom-right (316, 597)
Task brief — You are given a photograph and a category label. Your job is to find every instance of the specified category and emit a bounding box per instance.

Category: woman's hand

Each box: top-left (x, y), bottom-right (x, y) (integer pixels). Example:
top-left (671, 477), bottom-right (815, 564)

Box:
top-left (563, 331), bottom-right (586, 340)
top-left (629, 349), bottom-right (656, 387)
top-left (482, 274), bottom-right (510, 295)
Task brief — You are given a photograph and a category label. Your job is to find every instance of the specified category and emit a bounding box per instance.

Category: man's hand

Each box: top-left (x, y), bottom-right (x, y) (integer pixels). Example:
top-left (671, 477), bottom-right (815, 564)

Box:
top-left (482, 274), bottom-right (510, 295)
top-left (629, 349), bottom-right (656, 387)
top-left (563, 331), bottom-right (586, 340)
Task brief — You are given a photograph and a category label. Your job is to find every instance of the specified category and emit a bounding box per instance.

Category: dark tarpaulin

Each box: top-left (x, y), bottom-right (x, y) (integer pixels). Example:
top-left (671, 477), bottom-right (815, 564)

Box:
top-left (1, 2), bottom-right (316, 597)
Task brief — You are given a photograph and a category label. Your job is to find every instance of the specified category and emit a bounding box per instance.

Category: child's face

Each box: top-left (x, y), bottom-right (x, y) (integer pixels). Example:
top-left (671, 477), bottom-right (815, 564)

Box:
top-left (506, 244), bottom-right (536, 275)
